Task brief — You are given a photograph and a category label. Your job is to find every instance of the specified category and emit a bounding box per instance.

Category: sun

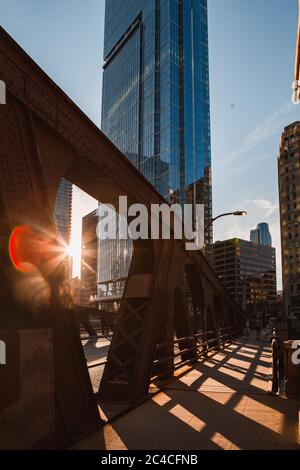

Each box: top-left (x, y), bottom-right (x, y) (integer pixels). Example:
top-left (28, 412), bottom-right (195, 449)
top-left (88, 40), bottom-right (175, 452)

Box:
top-left (65, 242), bottom-right (77, 260)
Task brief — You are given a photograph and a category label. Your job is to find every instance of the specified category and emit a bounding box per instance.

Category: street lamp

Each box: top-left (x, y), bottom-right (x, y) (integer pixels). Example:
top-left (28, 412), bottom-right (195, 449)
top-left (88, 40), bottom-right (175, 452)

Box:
top-left (204, 210), bottom-right (247, 267)
top-left (204, 211), bottom-right (247, 233)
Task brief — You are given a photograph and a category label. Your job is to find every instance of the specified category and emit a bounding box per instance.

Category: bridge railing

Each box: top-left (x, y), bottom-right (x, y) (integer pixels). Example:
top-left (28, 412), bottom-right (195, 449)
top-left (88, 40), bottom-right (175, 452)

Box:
top-left (85, 325), bottom-right (242, 376)
top-left (269, 318), bottom-right (283, 395)
top-left (152, 325), bottom-right (242, 380)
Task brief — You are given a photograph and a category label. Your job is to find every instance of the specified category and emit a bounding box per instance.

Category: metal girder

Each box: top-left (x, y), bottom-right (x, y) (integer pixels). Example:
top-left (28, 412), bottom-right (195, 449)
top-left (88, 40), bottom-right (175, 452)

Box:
top-left (99, 238), bottom-right (175, 404)
top-left (0, 27), bottom-right (245, 447)
top-left (0, 329), bottom-right (54, 450)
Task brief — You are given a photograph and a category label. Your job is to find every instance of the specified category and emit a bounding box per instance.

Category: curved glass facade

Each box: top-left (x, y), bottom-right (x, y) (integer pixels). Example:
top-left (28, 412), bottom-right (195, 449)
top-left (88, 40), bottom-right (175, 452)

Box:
top-left (250, 223), bottom-right (272, 247)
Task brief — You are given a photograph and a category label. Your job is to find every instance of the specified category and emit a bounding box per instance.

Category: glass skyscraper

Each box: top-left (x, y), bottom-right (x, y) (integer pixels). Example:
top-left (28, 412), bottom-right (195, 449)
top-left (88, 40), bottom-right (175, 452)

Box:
top-left (250, 223), bottom-right (272, 247)
top-left (53, 178), bottom-right (73, 277)
top-left (54, 178), bottom-right (73, 245)
top-left (100, 0), bottom-right (212, 287)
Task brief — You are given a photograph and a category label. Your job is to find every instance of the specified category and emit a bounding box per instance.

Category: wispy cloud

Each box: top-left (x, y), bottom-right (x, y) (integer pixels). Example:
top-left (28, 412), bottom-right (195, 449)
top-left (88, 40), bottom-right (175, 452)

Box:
top-left (244, 199), bottom-right (279, 218)
top-left (220, 153), bottom-right (270, 176)
top-left (213, 197), bottom-right (282, 287)
top-left (222, 101), bottom-right (295, 166)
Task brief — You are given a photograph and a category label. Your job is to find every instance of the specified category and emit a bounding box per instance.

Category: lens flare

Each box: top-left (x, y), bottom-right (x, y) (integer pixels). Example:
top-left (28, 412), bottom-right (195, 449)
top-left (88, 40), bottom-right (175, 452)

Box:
top-left (9, 225), bottom-right (71, 275)
top-left (9, 225), bottom-right (75, 309)
top-left (9, 225), bottom-right (38, 273)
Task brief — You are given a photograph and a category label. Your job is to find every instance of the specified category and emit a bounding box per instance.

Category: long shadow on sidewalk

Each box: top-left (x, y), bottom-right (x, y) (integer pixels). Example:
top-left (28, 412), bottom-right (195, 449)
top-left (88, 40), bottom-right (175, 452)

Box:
top-left (101, 339), bottom-right (300, 450)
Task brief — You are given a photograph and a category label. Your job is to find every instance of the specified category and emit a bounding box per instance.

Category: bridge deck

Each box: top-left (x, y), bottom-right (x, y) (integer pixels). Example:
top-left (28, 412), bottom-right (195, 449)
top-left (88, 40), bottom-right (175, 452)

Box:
top-left (72, 339), bottom-right (300, 450)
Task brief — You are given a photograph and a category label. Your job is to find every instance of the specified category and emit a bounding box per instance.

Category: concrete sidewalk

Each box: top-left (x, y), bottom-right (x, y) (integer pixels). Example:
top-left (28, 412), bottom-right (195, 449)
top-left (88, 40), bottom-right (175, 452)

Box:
top-left (72, 339), bottom-right (300, 450)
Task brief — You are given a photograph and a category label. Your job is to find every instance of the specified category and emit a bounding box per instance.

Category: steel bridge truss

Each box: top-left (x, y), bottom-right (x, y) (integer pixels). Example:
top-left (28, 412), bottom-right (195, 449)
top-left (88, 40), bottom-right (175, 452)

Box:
top-left (0, 27), bottom-right (244, 449)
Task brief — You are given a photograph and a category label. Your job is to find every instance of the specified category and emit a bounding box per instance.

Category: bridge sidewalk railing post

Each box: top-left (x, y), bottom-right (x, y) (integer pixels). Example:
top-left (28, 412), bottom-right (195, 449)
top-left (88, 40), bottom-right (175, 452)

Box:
top-left (269, 334), bottom-right (280, 395)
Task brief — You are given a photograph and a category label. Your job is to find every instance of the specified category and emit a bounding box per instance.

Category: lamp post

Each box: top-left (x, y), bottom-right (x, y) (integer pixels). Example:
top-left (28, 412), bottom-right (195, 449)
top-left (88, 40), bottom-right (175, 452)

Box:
top-left (204, 211), bottom-right (247, 234)
top-left (204, 211), bottom-right (247, 266)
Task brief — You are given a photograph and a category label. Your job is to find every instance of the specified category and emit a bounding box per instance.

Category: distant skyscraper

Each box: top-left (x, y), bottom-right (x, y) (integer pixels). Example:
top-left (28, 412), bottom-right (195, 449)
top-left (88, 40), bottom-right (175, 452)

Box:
top-left (80, 209), bottom-right (98, 306)
top-left (278, 122), bottom-right (300, 319)
top-left (54, 178), bottom-right (72, 245)
top-left (54, 178), bottom-right (73, 276)
top-left (250, 223), bottom-right (272, 247)
top-left (101, 0), bottom-right (212, 288)
top-left (97, 204), bottom-right (132, 296)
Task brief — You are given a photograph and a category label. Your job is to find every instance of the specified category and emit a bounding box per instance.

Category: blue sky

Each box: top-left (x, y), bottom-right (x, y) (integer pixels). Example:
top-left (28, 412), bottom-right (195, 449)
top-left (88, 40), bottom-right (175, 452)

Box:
top-left (1, 0), bottom-right (299, 286)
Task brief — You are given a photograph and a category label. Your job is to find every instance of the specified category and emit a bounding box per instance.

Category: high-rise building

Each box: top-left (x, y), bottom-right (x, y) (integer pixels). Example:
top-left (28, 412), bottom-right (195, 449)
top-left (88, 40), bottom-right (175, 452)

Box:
top-left (80, 209), bottom-right (98, 306)
top-left (54, 178), bottom-right (73, 276)
top-left (97, 205), bottom-right (132, 297)
top-left (213, 238), bottom-right (277, 314)
top-left (250, 222), bottom-right (272, 247)
top-left (278, 122), bottom-right (300, 318)
top-left (101, 0), bottom-right (212, 287)
top-left (54, 178), bottom-right (73, 245)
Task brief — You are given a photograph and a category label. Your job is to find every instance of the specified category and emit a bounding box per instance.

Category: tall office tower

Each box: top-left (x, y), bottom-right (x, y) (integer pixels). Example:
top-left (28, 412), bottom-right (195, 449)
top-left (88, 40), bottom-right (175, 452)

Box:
top-left (250, 223), bottom-right (272, 247)
top-left (101, 0), bottom-right (212, 289)
top-left (97, 205), bottom-right (132, 299)
top-left (54, 178), bottom-right (73, 245)
top-left (80, 209), bottom-right (98, 306)
top-left (278, 122), bottom-right (300, 319)
top-left (53, 178), bottom-right (73, 276)
top-left (213, 239), bottom-right (277, 314)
